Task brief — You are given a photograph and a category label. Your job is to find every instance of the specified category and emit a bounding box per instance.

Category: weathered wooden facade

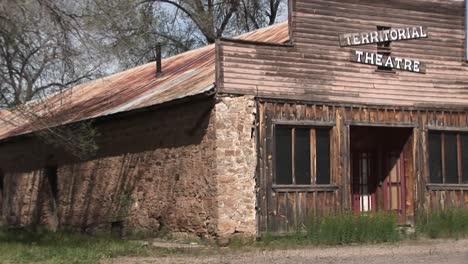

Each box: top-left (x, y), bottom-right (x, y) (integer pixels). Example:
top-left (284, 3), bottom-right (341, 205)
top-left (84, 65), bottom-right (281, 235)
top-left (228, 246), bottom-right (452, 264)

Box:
top-left (217, 0), bottom-right (468, 233)
top-left (1, 0), bottom-right (468, 238)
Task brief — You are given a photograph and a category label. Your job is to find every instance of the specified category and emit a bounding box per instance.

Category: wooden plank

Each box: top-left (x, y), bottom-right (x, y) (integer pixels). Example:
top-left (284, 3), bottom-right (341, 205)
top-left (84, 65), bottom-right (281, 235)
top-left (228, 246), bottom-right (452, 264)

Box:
top-left (307, 191), bottom-right (315, 218)
top-left (277, 192), bottom-right (287, 233)
top-left (218, 0), bottom-right (468, 108)
top-left (311, 128), bottom-right (317, 184)
top-left (426, 184), bottom-right (468, 191)
top-left (298, 192), bottom-right (306, 229)
top-left (464, 191), bottom-right (468, 208)
top-left (272, 185), bottom-right (339, 192)
top-left (454, 190), bottom-right (461, 208)
top-left (290, 192), bottom-right (297, 230)
top-left (405, 129), bottom-right (415, 220)
top-left (440, 191), bottom-right (445, 210)
top-left (266, 103), bottom-right (277, 232)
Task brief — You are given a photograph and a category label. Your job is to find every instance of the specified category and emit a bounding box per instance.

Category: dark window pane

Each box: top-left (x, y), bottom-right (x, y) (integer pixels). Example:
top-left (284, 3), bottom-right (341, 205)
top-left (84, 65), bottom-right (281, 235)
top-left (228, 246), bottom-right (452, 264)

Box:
top-left (444, 132), bottom-right (459, 184)
top-left (462, 134), bottom-right (468, 184)
top-left (275, 127), bottom-right (292, 184)
top-left (45, 166), bottom-right (58, 200)
top-left (295, 128), bottom-right (311, 185)
top-left (316, 128), bottom-right (330, 184)
top-left (429, 131), bottom-right (442, 183)
top-left (0, 170), bottom-right (3, 193)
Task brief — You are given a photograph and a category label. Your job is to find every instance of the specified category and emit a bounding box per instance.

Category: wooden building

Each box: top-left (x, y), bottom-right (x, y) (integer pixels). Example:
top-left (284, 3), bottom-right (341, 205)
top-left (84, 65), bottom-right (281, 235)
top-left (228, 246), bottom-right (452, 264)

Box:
top-left (0, 0), bottom-right (468, 238)
top-left (216, 0), bottom-right (468, 233)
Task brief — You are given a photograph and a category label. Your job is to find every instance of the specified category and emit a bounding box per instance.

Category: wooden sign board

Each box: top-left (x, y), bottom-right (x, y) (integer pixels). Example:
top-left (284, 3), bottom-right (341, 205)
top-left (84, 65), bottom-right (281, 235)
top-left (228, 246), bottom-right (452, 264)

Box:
top-left (351, 50), bottom-right (426, 73)
top-left (340, 26), bottom-right (428, 47)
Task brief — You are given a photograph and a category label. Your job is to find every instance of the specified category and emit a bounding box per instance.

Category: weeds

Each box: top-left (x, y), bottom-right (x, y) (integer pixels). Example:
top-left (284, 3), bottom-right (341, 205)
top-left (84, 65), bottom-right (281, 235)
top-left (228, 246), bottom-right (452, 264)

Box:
top-left (306, 211), bottom-right (400, 244)
top-left (416, 208), bottom-right (468, 239)
top-left (0, 228), bottom-right (153, 264)
top-left (3, 209), bottom-right (468, 263)
top-left (257, 212), bottom-right (400, 247)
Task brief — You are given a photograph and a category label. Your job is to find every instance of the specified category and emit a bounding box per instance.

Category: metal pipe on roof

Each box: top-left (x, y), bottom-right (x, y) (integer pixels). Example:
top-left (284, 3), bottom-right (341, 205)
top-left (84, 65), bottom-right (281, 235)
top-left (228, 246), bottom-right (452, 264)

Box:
top-left (156, 43), bottom-right (162, 76)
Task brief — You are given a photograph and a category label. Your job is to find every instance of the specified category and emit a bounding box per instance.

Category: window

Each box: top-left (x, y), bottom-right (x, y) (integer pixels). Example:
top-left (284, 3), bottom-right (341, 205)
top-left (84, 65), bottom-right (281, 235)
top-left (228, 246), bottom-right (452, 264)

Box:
top-left (45, 166), bottom-right (58, 200)
top-left (376, 26), bottom-right (393, 72)
top-left (0, 170), bottom-right (3, 212)
top-left (429, 131), bottom-right (468, 184)
top-left (275, 126), bottom-right (331, 185)
top-left (0, 169), bottom-right (3, 195)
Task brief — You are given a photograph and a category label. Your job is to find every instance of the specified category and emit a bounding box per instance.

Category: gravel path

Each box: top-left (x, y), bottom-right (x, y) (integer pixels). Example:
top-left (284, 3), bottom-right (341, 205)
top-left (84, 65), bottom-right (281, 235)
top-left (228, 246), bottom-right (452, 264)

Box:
top-left (106, 239), bottom-right (468, 264)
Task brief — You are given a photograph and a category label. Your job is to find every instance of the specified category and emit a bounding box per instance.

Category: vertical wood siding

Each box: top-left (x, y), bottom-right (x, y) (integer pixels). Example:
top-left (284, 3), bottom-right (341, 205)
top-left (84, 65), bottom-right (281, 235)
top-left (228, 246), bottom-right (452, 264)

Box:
top-left (258, 100), bottom-right (468, 233)
top-left (218, 0), bottom-right (468, 108)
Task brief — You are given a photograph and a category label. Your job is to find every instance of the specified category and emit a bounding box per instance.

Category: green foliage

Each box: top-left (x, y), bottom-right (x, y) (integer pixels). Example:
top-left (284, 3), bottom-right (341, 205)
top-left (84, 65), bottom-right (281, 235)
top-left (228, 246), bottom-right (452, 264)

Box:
top-left (0, 228), bottom-right (150, 264)
top-left (305, 212), bottom-right (400, 244)
top-left (258, 212), bottom-right (400, 247)
top-left (416, 208), bottom-right (468, 239)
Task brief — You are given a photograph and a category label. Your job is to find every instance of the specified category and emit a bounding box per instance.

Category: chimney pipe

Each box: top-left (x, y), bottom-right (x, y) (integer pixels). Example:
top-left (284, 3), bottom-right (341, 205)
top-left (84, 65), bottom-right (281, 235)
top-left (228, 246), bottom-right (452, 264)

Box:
top-left (155, 43), bottom-right (162, 76)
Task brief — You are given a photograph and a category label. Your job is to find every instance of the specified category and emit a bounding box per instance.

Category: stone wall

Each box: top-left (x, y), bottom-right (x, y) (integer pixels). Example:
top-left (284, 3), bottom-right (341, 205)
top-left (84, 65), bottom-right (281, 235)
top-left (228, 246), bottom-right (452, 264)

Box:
top-left (215, 96), bottom-right (257, 237)
top-left (0, 95), bottom-right (258, 238)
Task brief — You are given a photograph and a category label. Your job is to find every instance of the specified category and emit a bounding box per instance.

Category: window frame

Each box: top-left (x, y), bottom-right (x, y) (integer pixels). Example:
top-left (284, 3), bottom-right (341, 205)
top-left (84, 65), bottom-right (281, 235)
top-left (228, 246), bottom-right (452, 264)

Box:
top-left (375, 25), bottom-right (395, 73)
top-left (272, 121), bottom-right (336, 190)
top-left (427, 128), bottom-right (468, 188)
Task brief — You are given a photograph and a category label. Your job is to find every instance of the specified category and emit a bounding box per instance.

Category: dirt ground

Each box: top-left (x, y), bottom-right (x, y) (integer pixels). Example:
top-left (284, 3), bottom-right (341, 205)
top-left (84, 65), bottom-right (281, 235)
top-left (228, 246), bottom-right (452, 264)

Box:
top-left (106, 239), bottom-right (468, 264)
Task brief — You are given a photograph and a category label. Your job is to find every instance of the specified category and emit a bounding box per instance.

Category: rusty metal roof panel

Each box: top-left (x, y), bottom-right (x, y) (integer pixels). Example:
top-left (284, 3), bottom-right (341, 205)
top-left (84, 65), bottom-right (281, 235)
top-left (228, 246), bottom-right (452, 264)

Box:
top-left (0, 21), bottom-right (289, 140)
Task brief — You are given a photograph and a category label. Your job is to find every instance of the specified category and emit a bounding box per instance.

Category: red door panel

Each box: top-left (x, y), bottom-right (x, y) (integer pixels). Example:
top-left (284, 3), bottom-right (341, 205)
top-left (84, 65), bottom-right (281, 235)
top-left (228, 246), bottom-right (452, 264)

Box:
top-left (352, 150), bottom-right (406, 223)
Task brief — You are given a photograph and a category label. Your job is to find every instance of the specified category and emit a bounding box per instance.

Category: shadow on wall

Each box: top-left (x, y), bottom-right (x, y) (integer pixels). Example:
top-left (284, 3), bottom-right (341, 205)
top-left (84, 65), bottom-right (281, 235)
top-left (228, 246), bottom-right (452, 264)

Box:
top-left (0, 97), bottom-right (219, 237)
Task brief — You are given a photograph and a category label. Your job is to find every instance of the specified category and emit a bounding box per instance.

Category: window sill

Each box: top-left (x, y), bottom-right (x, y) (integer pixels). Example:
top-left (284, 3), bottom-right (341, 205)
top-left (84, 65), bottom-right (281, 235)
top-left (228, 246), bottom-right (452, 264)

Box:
top-left (272, 184), bottom-right (339, 192)
top-left (426, 184), bottom-right (468, 191)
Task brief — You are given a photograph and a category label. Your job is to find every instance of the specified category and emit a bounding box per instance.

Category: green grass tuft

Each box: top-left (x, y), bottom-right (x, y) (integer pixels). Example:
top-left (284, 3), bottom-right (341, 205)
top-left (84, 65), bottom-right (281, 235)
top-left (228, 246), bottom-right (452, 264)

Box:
top-left (305, 212), bottom-right (400, 245)
top-left (0, 227), bottom-right (152, 264)
top-left (416, 208), bottom-right (468, 239)
top-left (256, 212), bottom-right (400, 247)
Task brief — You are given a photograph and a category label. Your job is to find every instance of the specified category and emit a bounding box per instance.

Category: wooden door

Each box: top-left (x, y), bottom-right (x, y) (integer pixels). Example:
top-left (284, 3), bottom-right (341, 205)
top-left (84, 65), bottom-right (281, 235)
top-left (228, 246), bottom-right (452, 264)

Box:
top-left (352, 151), bottom-right (378, 213)
top-left (352, 150), bottom-right (406, 222)
top-left (383, 152), bottom-right (406, 222)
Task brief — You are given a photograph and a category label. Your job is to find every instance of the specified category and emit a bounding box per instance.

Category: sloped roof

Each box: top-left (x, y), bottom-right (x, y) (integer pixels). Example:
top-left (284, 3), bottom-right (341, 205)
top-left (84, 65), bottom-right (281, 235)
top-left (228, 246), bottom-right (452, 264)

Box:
top-left (0, 22), bottom-right (289, 141)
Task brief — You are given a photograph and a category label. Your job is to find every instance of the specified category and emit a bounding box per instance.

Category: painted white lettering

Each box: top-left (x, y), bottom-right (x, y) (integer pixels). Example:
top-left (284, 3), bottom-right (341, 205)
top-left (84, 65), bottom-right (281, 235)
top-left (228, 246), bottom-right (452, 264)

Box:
top-left (404, 59), bottom-right (413, 71)
top-left (394, 58), bottom-right (403, 69)
top-left (413, 61), bottom-right (421, 73)
top-left (344, 34), bottom-right (352, 46)
top-left (355, 50), bottom-right (364, 62)
top-left (406, 28), bottom-right (411, 38)
top-left (411, 27), bottom-right (420, 38)
top-left (365, 52), bottom-right (374, 64)
top-left (384, 56), bottom-right (394, 68)
top-left (370, 31), bottom-right (379, 44)
top-left (420, 26), bottom-right (428, 37)
top-left (375, 54), bottom-right (383, 66)
top-left (361, 33), bottom-right (370, 44)
top-left (353, 34), bottom-right (361, 45)
top-left (398, 28), bottom-right (406, 40)
top-left (382, 30), bottom-right (390, 41)
top-left (390, 29), bottom-right (398, 41)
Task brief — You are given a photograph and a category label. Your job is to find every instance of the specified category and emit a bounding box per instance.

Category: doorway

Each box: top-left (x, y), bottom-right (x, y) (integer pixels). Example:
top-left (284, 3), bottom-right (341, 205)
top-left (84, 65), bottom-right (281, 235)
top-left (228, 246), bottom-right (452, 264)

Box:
top-left (350, 126), bottom-right (412, 223)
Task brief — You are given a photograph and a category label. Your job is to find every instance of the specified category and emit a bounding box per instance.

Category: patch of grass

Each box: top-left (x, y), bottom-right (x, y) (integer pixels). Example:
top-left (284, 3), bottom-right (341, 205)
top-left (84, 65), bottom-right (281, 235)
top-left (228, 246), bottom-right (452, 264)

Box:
top-left (255, 212), bottom-right (400, 247)
top-left (416, 208), bottom-right (468, 239)
top-left (0, 227), bottom-right (166, 264)
top-left (255, 232), bottom-right (309, 249)
top-left (306, 212), bottom-right (400, 245)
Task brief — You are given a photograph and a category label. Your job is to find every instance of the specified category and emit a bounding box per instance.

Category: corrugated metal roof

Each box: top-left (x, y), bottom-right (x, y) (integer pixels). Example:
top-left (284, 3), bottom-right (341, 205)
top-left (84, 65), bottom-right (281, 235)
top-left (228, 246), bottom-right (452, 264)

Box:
top-left (0, 22), bottom-right (289, 141)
